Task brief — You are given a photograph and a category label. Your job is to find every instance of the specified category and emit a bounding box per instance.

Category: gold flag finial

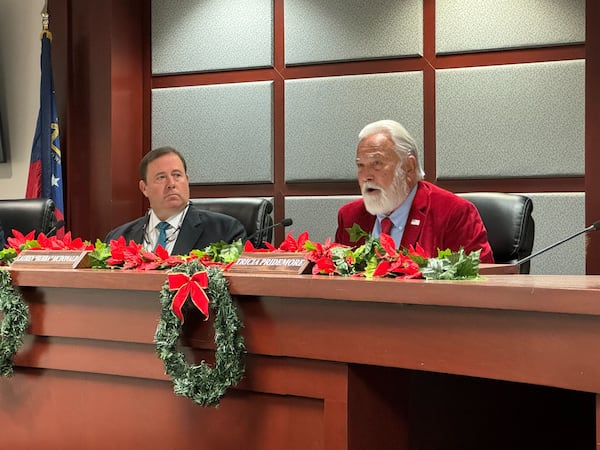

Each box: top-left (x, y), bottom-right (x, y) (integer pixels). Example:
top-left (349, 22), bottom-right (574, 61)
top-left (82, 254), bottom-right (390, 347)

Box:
top-left (41, 1), bottom-right (49, 30)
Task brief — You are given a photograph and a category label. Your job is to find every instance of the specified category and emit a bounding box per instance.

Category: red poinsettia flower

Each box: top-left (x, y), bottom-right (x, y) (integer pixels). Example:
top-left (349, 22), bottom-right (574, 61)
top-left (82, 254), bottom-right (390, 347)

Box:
top-left (106, 237), bottom-right (144, 268)
top-left (312, 255), bottom-right (337, 275)
top-left (7, 230), bottom-right (37, 251)
top-left (372, 260), bottom-right (392, 277)
top-left (58, 232), bottom-right (94, 250)
top-left (407, 242), bottom-right (429, 258)
top-left (138, 248), bottom-right (162, 270)
top-left (153, 245), bottom-right (169, 260)
top-left (389, 256), bottom-right (422, 278)
top-left (278, 230), bottom-right (309, 252)
top-left (104, 237), bottom-right (188, 270)
top-left (243, 240), bottom-right (275, 252)
top-left (305, 239), bottom-right (350, 275)
top-left (160, 255), bottom-right (188, 269)
top-left (305, 240), bottom-right (325, 263)
top-left (378, 233), bottom-right (399, 258)
top-left (373, 253), bottom-right (423, 279)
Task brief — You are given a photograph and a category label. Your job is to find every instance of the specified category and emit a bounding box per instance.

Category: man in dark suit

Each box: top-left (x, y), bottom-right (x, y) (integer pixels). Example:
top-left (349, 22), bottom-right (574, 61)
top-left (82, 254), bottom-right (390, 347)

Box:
top-left (335, 120), bottom-right (494, 263)
top-left (105, 146), bottom-right (246, 254)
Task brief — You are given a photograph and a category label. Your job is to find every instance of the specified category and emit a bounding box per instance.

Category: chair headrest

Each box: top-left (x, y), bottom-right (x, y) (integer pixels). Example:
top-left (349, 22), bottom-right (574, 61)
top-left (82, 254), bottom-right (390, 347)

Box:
top-left (458, 193), bottom-right (535, 273)
top-left (189, 197), bottom-right (273, 248)
top-left (0, 198), bottom-right (57, 238)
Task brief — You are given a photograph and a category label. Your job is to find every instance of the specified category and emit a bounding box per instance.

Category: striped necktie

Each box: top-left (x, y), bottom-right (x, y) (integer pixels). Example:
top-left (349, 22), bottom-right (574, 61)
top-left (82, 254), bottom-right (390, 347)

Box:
top-left (155, 221), bottom-right (170, 250)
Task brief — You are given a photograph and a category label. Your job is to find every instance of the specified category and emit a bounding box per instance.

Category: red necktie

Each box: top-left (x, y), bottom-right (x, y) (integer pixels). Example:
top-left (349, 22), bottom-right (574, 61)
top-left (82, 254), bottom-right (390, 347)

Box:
top-left (380, 217), bottom-right (393, 235)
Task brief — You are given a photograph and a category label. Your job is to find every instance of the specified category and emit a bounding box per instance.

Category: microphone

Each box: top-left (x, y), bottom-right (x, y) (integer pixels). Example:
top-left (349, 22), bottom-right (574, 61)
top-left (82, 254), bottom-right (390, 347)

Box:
top-left (515, 219), bottom-right (600, 267)
top-left (46, 220), bottom-right (65, 237)
top-left (246, 218), bottom-right (293, 242)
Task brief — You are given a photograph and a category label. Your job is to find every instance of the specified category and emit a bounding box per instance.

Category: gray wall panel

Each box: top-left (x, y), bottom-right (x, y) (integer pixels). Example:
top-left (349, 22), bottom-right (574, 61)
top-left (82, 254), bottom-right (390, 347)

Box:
top-left (285, 195), bottom-right (359, 244)
top-left (285, 0), bottom-right (422, 65)
top-left (285, 72), bottom-right (424, 182)
top-left (436, 0), bottom-right (585, 54)
top-left (152, 82), bottom-right (273, 184)
top-left (152, 0), bottom-right (273, 74)
top-left (525, 193), bottom-right (585, 275)
top-left (436, 60), bottom-right (584, 179)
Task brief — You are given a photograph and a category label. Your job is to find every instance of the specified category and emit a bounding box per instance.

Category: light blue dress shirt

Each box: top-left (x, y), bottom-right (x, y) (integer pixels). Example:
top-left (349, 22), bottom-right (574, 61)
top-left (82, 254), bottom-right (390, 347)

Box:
top-left (373, 185), bottom-right (418, 248)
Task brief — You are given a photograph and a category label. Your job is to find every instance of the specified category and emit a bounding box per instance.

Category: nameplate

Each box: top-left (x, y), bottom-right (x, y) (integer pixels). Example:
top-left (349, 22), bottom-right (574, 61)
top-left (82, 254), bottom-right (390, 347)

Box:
top-left (11, 250), bottom-right (91, 269)
top-left (230, 252), bottom-right (312, 275)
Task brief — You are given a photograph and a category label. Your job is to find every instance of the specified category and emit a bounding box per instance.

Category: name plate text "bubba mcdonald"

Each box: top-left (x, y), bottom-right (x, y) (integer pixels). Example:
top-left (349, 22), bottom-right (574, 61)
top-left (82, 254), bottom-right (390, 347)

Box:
top-left (229, 252), bottom-right (312, 275)
top-left (11, 250), bottom-right (91, 269)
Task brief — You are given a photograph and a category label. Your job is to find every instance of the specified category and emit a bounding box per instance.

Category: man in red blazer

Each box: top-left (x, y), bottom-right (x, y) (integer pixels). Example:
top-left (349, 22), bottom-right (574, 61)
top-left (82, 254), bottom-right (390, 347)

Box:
top-left (335, 120), bottom-right (494, 263)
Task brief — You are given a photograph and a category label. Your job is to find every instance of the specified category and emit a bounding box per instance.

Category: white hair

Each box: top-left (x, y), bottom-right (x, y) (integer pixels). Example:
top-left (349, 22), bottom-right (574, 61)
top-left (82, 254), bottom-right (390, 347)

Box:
top-left (358, 120), bottom-right (425, 180)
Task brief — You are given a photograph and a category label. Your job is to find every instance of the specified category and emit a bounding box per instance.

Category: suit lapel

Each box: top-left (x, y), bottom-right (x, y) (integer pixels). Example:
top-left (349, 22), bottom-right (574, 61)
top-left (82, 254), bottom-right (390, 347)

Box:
top-left (129, 219), bottom-right (146, 244)
top-left (172, 207), bottom-right (204, 255)
top-left (401, 181), bottom-right (428, 248)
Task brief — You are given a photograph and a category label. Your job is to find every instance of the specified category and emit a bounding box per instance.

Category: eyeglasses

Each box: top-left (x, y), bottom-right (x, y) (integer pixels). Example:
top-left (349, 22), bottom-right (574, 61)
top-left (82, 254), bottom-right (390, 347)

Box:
top-left (142, 210), bottom-right (186, 251)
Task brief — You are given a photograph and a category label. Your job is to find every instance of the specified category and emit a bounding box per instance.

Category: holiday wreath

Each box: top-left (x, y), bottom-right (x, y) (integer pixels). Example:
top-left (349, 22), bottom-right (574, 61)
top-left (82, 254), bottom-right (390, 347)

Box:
top-left (90, 237), bottom-right (246, 407)
top-left (155, 260), bottom-right (245, 406)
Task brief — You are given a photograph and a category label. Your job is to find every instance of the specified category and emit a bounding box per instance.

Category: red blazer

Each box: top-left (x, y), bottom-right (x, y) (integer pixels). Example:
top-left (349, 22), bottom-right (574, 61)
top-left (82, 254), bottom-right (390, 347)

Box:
top-left (335, 181), bottom-right (494, 263)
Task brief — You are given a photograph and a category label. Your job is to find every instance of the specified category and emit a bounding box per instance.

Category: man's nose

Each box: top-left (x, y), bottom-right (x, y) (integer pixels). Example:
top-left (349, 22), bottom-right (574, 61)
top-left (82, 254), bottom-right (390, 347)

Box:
top-left (165, 176), bottom-right (176, 187)
top-left (358, 169), bottom-right (373, 183)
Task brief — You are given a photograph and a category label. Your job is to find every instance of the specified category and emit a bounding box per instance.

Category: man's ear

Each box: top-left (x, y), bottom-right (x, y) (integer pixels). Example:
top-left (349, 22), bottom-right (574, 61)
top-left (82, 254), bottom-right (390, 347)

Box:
top-left (403, 155), bottom-right (417, 172)
top-left (402, 155), bottom-right (418, 184)
top-left (139, 180), bottom-right (148, 197)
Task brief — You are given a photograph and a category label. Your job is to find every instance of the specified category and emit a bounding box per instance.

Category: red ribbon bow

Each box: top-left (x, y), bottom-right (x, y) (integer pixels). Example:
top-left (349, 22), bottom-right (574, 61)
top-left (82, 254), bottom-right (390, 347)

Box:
top-left (168, 271), bottom-right (210, 322)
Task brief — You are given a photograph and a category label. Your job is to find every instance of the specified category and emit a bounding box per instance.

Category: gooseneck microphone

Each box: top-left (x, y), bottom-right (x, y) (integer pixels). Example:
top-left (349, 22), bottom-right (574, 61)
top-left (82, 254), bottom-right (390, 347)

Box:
top-left (515, 219), bottom-right (600, 267)
top-left (46, 220), bottom-right (66, 237)
top-left (246, 218), bottom-right (293, 241)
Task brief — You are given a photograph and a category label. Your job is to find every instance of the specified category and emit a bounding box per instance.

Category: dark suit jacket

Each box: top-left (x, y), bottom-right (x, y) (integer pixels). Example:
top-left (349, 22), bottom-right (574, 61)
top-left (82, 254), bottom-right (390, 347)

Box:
top-left (104, 205), bottom-right (247, 255)
top-left (0, 221), bottom-right (5, 249)
top-left (335, 180), bottom-right (494, 263)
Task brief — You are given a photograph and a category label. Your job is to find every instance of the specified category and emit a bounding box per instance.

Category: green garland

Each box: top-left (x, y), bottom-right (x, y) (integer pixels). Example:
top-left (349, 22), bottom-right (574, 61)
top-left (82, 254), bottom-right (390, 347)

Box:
top-left (154, 261), bottom-right (245, 407)
top-left (0, 269), bottom-right (29, 377)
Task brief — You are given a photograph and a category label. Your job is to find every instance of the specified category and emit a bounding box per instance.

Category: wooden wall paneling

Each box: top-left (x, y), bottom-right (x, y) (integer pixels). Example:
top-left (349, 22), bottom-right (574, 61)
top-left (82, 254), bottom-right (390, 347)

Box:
top-left (272, 0), bottom-right (286, 244)
top-left (50, 0), bottom-right (145, 241)
top-left (423, 0), bottom-right (437, 181)
top-left (586, 0), bottom-right (600, 274)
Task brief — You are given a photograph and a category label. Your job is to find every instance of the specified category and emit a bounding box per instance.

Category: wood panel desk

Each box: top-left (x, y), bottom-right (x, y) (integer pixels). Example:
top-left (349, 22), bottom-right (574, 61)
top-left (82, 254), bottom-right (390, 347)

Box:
top-left (3, 268), bottom-right (600, 450)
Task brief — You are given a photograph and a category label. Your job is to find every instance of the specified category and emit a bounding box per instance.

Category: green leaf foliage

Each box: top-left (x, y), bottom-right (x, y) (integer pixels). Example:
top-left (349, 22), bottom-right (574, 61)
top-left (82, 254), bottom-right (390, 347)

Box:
top-left (418, 248), bottom-right (481, 280)
top-left (0, 269), bottom-right (29, 377)
top-left (347, 223), bottom-right (370, 243)
top-left (189, 239), bottom-right (243, 264)
top-left (88, 239), bottom-right (111, 269)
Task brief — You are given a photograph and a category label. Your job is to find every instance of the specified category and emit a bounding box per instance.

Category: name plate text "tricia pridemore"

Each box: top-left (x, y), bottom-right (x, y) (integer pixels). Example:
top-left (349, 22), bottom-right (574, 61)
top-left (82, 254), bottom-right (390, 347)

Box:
top-left (229, 252), bottom-right (312, 275)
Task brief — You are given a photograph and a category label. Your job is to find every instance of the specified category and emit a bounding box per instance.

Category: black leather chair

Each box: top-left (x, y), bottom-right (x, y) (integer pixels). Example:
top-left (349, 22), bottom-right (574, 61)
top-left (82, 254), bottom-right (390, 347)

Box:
top-left (189, 197), bottom-right (273, 248)
top-left (0, 198), bottom-right (57, 239)
top-left (458, 193), bottom-right (535, 274)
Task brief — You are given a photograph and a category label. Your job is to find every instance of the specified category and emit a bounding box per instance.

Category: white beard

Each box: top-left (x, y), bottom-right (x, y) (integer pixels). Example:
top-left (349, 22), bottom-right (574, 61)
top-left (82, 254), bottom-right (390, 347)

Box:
top-left (362, 169), bottom-right (409, 216)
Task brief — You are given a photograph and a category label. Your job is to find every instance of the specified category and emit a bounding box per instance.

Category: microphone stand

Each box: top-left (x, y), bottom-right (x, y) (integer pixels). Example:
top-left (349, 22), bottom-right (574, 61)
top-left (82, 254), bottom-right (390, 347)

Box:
top-left (246, 218), bottom-right (293, 242)
top-left (516, 220), bottom-right (600, 267)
